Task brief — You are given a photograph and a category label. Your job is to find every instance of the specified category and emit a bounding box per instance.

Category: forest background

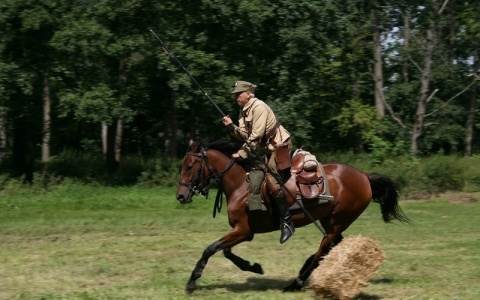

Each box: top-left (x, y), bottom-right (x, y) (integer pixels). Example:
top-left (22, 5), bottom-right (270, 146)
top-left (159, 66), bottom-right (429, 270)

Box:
top-left (1, 0), bottom-right (479, 195)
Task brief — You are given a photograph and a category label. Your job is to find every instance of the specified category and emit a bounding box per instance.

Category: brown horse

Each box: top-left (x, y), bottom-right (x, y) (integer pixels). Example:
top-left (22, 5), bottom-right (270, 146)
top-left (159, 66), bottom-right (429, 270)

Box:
top-left (176, 140), bottom-right (409, 293)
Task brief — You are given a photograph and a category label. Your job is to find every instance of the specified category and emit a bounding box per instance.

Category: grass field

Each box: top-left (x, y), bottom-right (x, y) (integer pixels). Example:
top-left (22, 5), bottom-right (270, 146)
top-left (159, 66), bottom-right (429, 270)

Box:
top-left (1, 185), bottom-right (479, 300)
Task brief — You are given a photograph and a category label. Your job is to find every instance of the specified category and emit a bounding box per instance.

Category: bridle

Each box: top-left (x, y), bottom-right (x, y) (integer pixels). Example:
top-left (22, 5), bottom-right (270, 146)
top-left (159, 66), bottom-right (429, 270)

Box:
top-left (178, 147), bottom-right (235, 198)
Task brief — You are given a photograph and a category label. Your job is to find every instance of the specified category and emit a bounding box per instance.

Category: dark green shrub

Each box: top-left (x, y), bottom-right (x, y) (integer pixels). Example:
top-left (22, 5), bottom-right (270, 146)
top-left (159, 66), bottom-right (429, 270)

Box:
top-left (43, 150), bottom-right (104, 181)
top-left (43, 151), bottom-right (148, 186)
top-left (459, 155), bottom-right (480, 192)
top-left (372, 155), bottom-right (427, 197)
top-left (102, 156), bottom-right (146, 185)
top-left (422, 154), bottom-right (465, 193)
top-left (137, 158), bottom-right (182, 187)
top-left (319, 151), bottom-right (371, 171)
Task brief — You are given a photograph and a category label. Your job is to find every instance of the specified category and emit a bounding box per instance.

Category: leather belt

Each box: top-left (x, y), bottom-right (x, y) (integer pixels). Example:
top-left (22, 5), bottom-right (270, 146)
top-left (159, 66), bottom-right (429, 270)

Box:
top-left (263, 121), bottom-right (281, 144)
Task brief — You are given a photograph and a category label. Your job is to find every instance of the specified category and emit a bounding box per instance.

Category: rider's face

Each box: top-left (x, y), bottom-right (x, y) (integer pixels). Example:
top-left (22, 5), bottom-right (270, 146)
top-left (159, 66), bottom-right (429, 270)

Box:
top-left (234, 91), bottom-right (250, 107)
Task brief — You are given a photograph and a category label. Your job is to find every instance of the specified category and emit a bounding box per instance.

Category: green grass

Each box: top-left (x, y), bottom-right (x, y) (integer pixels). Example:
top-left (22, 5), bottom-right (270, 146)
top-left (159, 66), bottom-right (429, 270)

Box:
top-left (1, 185), bottom-right (479, 299)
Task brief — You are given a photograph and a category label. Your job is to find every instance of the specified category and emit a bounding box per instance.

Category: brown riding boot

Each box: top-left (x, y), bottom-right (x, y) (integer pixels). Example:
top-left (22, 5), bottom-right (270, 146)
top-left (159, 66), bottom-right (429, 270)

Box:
top-left (275, 192), bottom-right (295, 244)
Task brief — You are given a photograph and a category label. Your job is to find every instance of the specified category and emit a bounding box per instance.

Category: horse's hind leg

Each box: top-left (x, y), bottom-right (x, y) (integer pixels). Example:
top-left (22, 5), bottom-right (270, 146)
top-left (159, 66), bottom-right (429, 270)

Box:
top-left (283, 233), bottom-right (344, 292)
top-left (298, 234), bottom-right (343, 276)
top-left (223, 247), bottom-right (264, 274)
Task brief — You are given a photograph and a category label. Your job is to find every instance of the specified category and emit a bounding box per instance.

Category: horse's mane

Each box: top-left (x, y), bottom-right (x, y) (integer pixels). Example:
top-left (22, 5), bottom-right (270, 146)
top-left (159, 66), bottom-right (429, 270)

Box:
top-left (207, 139), bottom-right (241, 156)
top-left (206, 139), bottom-right (258, 171)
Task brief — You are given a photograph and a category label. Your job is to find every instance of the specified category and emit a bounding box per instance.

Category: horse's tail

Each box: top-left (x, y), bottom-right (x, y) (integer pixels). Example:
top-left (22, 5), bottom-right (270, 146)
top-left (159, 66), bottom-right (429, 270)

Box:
top-left (369, 173), bottom-right (410, 224)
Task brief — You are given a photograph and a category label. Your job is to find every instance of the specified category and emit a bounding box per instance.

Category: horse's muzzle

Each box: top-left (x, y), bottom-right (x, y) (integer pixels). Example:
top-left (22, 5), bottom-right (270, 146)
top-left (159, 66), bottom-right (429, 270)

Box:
top-left (176, 194), bottom-right (187, 204)
top-left (176, 189), bottom-right (193, 204)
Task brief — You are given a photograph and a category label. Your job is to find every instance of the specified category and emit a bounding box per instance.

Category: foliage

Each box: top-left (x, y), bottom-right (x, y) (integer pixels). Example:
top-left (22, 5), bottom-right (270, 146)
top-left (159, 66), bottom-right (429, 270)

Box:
top-left (329, 98), bottom-right (387, 152)
top-left (461, 155), bottom-right (480, 192)
top-left (377, 155), bottom-right (425, 196)
top-left (3, 150), bottom-right (473, 197)
top-left (422, 154), bottom-right (465, 193)
top-left (0, 0), bottom-right (479, 180)
top-left (40, 150), bottom-right (147, 186)
top-left (58, 84), bottom-right (135, 125)
top-left (137, 158), bottom-right (182, 187)
top-left (369, 137), bottom-right (408, 166)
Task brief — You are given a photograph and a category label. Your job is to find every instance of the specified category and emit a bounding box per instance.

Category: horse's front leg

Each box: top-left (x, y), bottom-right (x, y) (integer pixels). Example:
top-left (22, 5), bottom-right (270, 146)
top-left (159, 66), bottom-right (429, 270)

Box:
top-left (186, 240), bottom-right (222, 293)
top-left (186, 225), bottom-right (253, 293)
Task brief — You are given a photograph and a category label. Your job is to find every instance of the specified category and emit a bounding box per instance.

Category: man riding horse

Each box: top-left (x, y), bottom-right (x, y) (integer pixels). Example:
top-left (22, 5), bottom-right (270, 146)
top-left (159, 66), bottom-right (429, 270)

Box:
top-left (222, 80), bottom-right (295, 244)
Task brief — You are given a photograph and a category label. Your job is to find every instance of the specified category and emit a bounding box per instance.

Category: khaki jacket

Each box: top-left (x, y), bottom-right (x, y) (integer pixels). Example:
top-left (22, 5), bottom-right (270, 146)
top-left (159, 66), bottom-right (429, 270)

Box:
top-left (230, 97), bottom-right (290, 158)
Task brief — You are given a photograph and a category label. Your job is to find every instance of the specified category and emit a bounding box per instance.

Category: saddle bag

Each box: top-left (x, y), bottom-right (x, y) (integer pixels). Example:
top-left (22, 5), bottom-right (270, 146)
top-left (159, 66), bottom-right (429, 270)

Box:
top-left (274, 142), bottom-right (291, 171)
top-left (297, 174), bottom-right (324, 199)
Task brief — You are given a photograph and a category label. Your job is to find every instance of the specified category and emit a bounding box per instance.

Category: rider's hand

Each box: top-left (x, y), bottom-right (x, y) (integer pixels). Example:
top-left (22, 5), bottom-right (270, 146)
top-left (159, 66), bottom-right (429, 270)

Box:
top-left (222, 115), bottom-right (233, 126)
top-left (232, 152), bottom-right (243, 162)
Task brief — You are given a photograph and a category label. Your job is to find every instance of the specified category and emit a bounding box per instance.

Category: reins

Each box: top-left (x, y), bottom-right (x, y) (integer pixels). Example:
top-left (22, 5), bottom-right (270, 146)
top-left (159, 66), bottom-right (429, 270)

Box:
top-left (181, 148), bottom-right (236, 217)
top-left (212, 158), bottom-right (235, 218)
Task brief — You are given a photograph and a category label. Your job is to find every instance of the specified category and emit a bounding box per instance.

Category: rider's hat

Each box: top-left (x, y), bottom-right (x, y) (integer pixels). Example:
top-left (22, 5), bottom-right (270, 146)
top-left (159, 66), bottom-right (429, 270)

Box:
top-left (231, 81), bottom-right (257, 94)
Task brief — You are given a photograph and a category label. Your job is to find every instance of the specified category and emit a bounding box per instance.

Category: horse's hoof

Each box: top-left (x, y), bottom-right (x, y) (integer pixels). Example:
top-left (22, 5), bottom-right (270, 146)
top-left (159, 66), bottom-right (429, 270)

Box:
top-left (186, 281), bottom-right (196, 294)
top-left (252, 263), bottom-right (264, 274)
top-left (283, 278), bottom-right (304, 292)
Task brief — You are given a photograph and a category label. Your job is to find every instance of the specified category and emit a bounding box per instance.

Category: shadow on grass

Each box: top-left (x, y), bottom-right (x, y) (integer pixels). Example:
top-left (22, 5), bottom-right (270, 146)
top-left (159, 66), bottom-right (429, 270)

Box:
top-left (196, 276), bottom-right (394, 299)
top-left (354, 294), bottom-right (382, 300)
top-left (354, 277), bottom-right (395, 300)
top-left (197, 277), bottom-right (393, 292)
top-left (369, 278), bottom-right (394, 284)
top-left (198, 277), bottom-right (295, 292)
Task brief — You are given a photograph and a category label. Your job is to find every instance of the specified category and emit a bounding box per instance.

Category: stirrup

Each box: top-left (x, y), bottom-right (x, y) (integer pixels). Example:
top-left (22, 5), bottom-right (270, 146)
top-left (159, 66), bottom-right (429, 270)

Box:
top-left (280, 222), bottom-right (295, 244)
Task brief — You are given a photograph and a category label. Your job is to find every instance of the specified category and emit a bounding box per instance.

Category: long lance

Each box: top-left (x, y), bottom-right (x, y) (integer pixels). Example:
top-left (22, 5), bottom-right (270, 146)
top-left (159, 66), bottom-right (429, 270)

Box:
top-left (149, 29), bottom-right (226, 117)
top-left (149, 29), bottom-right (325, 234)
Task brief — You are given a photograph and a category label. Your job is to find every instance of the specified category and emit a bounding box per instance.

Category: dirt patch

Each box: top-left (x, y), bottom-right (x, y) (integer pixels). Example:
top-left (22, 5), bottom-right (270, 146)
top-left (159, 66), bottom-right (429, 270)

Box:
top-left (404, 192), bottom-right (479, 203)
top-left (447, 193), bottom-right (478, 204)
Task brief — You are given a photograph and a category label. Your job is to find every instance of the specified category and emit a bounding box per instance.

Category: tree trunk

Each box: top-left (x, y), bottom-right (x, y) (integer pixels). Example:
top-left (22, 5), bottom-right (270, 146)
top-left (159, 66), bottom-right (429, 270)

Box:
top-left (464, 49), bottom-right (478, 156)
top-left (411, 28), bottom-right (434, 156)
top-left (102, 119), bottom-right (122, 167)
top-left (115, 119), bottom-right (122, 162)
top-left (0, 106), bottom-right (6, 167)
top-left (165, 90), bottom-right (178, 158)
top-left (402, 9), bottom-right (410, 83)
top-left (102, 122), bottom-right (107, 154)
top-left (12, 111), bottom-right (34, 182)
top-left (105, 120), bottom-right (119, 173)
top-left (42, 76), bottom-right (51, 162)
top-left (372, 9), bottom-right (385, 118)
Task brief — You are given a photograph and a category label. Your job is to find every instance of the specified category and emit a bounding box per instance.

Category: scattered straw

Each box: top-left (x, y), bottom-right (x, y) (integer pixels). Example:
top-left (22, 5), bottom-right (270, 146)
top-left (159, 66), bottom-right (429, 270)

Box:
top-left (308, 236), bottom-right (385, 300)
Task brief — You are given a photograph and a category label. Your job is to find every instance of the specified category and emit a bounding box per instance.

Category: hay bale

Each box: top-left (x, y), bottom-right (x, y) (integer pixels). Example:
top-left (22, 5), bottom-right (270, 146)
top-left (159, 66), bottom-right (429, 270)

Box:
top-left (308, 236), bottom-right (385, 300)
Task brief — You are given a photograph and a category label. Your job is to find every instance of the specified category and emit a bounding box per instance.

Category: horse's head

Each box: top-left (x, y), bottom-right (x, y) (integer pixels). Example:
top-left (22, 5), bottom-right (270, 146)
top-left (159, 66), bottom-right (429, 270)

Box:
top-left (176, 140), bottom-right (211, 204)
top-left (176, 139), bottom-right (252, 204)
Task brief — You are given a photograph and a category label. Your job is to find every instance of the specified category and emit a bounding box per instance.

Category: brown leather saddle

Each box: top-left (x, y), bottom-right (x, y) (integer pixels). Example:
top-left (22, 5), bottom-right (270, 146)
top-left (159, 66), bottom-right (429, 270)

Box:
top-left (259, 149), bottom-right (333, 211)
top-left (290, 149), bottom-right (330, 200)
